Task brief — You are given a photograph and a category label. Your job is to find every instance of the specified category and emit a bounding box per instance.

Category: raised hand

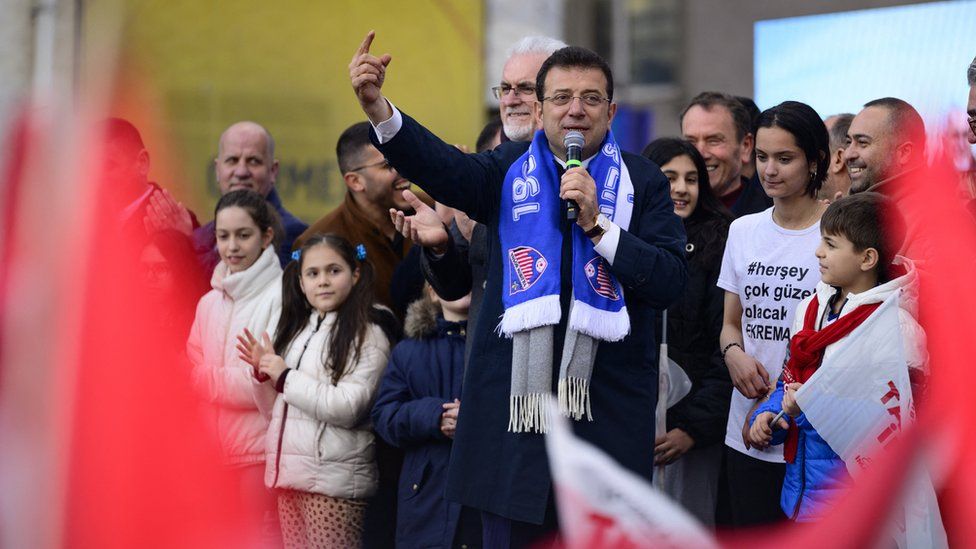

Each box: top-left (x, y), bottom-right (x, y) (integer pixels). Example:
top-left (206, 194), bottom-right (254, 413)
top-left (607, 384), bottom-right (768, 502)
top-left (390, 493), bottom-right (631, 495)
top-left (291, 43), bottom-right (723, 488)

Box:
top-left (349, 30), bottom-right (393, 122)
top-left (389, 189), bottom-right (449, 253)
top-left (236, 328), bottom-right (272, 382)
top-left (144, 188), bottom-right (193, 237)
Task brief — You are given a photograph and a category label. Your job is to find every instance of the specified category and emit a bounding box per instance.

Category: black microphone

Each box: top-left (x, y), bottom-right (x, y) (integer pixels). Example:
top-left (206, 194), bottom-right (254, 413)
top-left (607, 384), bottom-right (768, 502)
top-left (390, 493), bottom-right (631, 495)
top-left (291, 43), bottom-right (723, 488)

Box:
top-left (563, 131), bottom-right (584, 221)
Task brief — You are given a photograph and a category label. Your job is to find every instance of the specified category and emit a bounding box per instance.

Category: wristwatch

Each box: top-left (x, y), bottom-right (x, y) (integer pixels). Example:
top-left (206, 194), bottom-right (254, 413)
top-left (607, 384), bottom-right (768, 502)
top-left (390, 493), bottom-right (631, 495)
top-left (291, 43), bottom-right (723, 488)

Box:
top-left (584, 213), bottom-right (611, 238)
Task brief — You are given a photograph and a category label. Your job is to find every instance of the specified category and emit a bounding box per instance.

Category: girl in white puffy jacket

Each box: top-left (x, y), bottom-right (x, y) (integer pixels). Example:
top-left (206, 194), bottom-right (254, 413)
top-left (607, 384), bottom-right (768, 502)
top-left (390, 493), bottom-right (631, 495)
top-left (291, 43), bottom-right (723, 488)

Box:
top-left (187, 189), bottom-right (283, 542)
top-left (239, 233), bottom-right (396, 549)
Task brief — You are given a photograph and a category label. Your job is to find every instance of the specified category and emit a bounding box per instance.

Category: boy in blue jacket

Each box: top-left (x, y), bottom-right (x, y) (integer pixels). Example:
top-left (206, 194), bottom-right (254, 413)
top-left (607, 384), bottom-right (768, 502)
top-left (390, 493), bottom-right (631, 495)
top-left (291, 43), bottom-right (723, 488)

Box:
top-left (746, 193), bottom-right (926, 522)
top-left (372, 285), bottom-right (481, 548)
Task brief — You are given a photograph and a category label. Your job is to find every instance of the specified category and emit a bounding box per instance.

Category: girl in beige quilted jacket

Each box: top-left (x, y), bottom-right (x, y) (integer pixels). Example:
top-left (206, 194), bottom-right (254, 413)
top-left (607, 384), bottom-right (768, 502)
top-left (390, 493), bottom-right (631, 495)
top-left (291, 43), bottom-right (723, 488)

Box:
top-left (187, 189), bottom-right (283, 544)
top-left (239, 233), bottom-right (397, 548)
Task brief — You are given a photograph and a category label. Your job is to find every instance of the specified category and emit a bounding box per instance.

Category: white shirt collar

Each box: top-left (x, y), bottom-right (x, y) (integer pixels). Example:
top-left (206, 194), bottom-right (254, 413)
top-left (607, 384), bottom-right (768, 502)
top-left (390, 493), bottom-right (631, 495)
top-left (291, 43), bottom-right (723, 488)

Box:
top-left (552, 152), bottom-right (598, 169)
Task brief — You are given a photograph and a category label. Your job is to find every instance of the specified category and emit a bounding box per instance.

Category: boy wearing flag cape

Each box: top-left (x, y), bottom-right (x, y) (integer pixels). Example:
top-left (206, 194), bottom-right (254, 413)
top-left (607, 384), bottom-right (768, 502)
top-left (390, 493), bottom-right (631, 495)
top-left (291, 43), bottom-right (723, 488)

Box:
top-left (747, 193), bottom-right (928, 523)
top-left (350, 33), bottom-right (687, 541)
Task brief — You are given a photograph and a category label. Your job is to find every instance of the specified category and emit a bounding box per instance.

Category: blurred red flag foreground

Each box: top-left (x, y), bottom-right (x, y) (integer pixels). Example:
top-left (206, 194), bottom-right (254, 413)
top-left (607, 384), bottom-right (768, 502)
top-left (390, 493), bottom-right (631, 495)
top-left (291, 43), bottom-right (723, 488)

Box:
top-left (0, 85), bottom-right (264, 547)
top-left (545, 158), bottom-right (976, 549)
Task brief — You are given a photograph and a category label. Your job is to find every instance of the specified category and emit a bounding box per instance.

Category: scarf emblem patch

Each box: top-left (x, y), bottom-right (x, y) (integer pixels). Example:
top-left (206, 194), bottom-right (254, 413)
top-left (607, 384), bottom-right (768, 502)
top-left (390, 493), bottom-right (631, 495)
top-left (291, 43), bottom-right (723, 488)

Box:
top-left (584, 257), bottom-right (620, 301)
top-left (508, 246), bottom-right (548, 294)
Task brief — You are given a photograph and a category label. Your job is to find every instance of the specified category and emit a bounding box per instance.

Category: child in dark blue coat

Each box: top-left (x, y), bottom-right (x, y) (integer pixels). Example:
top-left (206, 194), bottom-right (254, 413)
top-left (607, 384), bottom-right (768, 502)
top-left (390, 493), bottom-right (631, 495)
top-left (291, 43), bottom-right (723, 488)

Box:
top-left (371, 285), bottom-right (481, 548)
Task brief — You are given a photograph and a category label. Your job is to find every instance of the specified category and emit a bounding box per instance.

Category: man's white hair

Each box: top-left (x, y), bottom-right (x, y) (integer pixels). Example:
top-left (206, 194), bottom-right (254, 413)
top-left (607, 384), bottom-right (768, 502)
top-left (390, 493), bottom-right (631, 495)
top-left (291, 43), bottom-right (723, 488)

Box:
top-left (506, 36), bottom-right (567, 59)
top-left (968, 54), bottom-right (976, 87)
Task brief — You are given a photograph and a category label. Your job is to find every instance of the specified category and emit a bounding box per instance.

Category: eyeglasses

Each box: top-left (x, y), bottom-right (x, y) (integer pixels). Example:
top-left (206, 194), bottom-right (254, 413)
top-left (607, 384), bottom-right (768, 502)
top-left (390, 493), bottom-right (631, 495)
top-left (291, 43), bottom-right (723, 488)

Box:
top-left (969, 115), bottom-right (976, 137)
top-left (542, 93), bottom-right (611, 108)
top-left (349, 159), bottom-right (393, 172)
top-left (491, 84), bottom-right (536, 100)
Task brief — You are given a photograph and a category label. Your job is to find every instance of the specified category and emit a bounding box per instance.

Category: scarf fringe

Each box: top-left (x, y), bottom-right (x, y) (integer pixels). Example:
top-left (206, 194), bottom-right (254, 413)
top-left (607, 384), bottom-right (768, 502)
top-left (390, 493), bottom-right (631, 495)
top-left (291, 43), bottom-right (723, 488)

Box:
top-left (508, 393), bottom-right (550, 433)
top-left (569, 299), bottom-right (630, 342)
top-left (498, 295), bottom-right (561, 337)
top-left (557, 377), bottom-right (593, 422)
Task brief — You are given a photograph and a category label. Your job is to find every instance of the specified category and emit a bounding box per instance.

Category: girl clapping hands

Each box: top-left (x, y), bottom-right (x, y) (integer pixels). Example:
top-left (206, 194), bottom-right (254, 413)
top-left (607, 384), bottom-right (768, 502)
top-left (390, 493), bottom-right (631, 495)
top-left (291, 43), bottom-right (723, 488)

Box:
top-left (239, 234), bottom-right (396, 549)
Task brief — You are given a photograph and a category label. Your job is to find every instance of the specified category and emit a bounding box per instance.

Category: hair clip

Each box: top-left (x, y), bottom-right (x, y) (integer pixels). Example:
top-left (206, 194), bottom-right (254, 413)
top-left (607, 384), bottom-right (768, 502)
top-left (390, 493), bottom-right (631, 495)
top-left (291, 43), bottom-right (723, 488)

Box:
top-left (291, 250), bottom-right (301, 261)
top-left (355, 244), bottom-right (367, 261)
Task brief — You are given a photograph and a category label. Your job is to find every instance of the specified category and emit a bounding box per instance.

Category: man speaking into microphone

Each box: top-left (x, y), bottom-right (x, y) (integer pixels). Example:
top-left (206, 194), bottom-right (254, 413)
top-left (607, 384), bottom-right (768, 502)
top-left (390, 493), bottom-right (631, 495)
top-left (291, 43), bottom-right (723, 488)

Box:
top-left (350, 31), bottom-right (686, 545)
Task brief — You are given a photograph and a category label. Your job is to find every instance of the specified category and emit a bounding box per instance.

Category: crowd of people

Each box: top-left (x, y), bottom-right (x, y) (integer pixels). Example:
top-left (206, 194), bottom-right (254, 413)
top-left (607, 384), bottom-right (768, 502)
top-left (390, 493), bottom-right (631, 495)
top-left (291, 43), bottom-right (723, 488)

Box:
top-left (109, 31), bottom-right (976, 548)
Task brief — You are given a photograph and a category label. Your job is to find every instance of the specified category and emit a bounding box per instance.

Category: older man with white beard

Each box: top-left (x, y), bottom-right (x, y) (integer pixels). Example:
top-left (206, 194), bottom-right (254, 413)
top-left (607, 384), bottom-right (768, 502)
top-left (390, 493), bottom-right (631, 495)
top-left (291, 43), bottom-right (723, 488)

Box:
top-left (493, 37), bottom-right (568, 142)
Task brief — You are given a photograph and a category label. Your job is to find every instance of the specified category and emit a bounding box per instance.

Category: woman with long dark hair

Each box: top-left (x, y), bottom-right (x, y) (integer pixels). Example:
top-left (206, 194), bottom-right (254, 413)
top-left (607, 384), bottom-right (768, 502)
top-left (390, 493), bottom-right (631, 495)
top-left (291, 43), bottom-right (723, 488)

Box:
top-left (717, 101), bottom-right (829, 526)
top-left (643, 138), bottom-right (733, 526)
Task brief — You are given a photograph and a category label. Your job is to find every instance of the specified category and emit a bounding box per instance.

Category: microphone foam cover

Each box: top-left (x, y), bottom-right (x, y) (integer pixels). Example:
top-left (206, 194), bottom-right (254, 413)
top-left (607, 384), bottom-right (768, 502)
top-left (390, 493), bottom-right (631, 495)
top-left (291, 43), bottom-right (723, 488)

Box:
top-left (563, 131), bottom-right (585, 149)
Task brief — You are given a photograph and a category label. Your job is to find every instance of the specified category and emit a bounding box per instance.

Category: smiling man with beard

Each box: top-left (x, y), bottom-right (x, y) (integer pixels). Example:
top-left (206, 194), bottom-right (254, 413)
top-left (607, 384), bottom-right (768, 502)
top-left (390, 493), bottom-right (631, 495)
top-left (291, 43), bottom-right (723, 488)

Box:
top-left (296, 121), bottom-right (416, 313)
top-left (844, 98), bottom-right (934, 262)
top-left (844, 97), bottom-right (926, 195)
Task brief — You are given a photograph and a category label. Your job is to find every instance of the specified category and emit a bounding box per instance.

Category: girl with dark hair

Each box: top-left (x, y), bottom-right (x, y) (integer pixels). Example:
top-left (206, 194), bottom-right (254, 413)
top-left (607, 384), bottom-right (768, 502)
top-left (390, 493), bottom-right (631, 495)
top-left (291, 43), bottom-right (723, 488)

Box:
top-left (642, 138), bottom-right (733, 526)
top-left (187, 189), bottom-right (284, 543)
top-left (716, 101), bottom-right (829, 526)
top-left (238, 233), bottom-right (396, 548)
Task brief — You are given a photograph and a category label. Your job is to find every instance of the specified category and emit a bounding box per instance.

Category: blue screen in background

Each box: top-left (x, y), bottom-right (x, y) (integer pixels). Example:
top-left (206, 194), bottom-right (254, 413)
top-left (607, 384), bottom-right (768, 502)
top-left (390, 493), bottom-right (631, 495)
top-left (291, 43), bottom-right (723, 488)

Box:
top-left (755, 0), bottom-right (976, 137)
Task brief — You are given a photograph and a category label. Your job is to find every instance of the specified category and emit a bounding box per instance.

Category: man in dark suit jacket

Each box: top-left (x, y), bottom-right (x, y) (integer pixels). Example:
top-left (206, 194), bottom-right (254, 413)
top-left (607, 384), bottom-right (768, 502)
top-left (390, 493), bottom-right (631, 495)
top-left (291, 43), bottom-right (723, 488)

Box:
top-left (102, 117), bottom-right (202, 242)
top-left (351, 32), bottom-right (687, 546)
top-left (416, 36), bottom-right (567, 374)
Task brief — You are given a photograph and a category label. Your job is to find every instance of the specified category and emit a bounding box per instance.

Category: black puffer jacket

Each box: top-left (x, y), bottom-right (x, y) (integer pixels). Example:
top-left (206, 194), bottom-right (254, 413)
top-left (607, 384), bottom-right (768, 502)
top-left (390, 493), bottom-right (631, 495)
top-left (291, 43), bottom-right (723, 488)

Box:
top-left (665, 215), bottom-right (733, 447)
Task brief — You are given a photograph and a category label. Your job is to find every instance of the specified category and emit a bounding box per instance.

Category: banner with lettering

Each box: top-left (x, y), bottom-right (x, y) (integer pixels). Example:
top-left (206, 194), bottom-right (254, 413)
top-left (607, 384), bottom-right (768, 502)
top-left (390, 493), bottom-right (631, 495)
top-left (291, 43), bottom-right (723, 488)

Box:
top-left (795, 293), bottom-right (947, 549)
top-left (544, 398), bottom-right (716, 548)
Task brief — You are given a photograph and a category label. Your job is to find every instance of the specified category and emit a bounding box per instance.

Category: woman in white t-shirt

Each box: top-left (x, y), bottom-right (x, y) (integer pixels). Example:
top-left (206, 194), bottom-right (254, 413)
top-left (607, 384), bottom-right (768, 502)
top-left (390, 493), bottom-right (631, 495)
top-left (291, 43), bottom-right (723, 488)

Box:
top-left (717, 101), bottom-right (830, 527)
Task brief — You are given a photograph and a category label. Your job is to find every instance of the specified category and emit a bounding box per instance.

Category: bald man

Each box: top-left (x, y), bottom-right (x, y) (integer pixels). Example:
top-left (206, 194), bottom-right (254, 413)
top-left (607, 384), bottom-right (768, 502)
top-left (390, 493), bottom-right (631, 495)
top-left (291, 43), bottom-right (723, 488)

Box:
top-left (193, 121), bottom-right (308, 273)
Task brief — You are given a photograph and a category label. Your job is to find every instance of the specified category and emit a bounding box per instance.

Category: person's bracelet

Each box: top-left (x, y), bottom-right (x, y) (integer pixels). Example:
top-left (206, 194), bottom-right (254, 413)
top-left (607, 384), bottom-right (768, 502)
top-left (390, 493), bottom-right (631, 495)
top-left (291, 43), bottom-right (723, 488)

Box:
top-left (721, 342), bottom-right (743, 360)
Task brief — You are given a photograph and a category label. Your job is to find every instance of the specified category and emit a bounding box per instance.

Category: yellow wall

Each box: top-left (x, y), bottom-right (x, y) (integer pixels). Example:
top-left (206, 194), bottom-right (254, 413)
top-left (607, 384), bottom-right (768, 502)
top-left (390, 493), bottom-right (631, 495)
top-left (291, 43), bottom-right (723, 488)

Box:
top-left (85, 0), bottom-right (485, 222)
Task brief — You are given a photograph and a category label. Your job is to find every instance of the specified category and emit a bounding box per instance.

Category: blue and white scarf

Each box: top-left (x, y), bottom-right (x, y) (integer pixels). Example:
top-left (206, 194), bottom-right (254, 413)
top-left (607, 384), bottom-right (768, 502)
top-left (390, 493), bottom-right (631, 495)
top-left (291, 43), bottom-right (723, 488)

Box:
top-left (498, 129), bottom-right (634, 432)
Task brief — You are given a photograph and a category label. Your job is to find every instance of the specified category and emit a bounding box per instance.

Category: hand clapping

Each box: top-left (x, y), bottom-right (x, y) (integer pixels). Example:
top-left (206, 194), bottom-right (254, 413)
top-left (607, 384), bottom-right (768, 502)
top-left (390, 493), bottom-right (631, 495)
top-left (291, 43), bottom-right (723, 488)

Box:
top-left (237, 328), bottom-right (287, 384)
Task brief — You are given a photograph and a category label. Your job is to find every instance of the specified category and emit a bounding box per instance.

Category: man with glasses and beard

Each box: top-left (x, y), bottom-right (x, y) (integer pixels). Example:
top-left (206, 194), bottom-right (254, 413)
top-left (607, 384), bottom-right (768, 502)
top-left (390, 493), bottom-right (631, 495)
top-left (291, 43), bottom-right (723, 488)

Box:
top-left (296, 121), bottom-right (417, 313)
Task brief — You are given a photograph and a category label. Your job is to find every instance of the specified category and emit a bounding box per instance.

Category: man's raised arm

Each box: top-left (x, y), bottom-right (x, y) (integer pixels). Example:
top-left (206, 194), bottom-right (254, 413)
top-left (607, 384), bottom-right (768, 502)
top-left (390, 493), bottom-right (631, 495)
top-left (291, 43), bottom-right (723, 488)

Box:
top-left (349, 30), bottom-right (394, 124)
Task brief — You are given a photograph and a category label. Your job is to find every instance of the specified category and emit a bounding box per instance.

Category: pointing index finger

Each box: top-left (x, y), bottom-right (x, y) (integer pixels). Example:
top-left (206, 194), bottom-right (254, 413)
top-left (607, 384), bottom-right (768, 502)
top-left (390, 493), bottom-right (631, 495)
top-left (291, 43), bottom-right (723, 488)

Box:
top-left (357, 30), bottom-right (375, 57)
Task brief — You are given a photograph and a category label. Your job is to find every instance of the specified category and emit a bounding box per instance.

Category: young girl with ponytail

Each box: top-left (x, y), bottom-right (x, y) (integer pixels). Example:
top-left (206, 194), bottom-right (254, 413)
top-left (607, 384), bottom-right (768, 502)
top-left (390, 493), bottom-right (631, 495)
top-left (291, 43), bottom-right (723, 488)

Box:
top-left (239, 233), bottom-right (396, 548)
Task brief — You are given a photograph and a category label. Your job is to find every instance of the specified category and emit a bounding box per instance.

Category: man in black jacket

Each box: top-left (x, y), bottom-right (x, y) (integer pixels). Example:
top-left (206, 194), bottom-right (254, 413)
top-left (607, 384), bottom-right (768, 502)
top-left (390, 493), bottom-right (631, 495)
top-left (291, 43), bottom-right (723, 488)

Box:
top-left (350, 32), bottom-right (687, 547)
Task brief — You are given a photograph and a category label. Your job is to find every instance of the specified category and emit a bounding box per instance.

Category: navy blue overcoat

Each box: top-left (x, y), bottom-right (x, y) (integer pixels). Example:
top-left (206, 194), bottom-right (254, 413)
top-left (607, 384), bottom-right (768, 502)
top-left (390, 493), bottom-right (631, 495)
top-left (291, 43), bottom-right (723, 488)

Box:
top-left (374, 112), bottom-right (687, 524)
